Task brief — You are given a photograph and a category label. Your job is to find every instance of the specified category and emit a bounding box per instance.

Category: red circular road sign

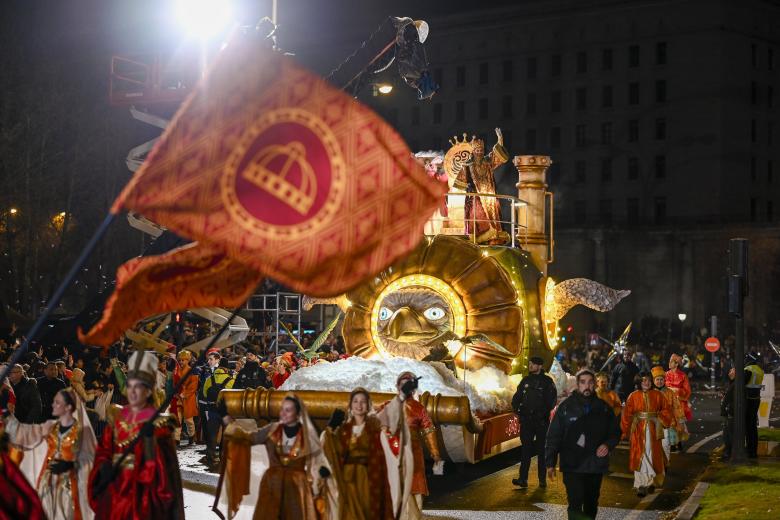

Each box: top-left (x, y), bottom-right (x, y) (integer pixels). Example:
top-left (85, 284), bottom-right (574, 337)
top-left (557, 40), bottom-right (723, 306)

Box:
top-left (705, 337), bottom-right (721, 353)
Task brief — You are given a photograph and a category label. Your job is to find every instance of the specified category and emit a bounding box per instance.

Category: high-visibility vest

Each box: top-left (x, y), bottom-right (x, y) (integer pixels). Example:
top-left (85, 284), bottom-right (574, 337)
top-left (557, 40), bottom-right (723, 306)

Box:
top-left (745, 364), bottom-right (764, 388)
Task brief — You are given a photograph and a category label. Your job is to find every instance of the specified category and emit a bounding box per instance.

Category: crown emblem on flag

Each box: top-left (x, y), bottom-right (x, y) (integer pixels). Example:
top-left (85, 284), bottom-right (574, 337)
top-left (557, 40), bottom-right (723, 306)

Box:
top-left (242, 141), bottom-right (317, 216)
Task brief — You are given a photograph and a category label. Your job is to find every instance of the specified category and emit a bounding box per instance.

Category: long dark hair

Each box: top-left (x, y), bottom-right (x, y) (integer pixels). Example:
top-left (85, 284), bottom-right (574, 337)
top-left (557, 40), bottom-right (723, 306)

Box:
top-left (283, 395), bottom-right (301, 415)
top-left (58, 388), bottom-right (77, 413)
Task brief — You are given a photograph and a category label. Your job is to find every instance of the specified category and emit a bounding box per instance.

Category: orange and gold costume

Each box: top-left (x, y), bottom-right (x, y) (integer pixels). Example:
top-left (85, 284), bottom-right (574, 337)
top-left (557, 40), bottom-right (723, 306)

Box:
top-left (88, 406), bottom-right (183, 520)
top-left (243, 422), bottom-right (322, 520)
top-left (379, 397), bottom-right (440, 496)
top-left (321, 416), bottom-right (393, 520)
top-left (596, 388), bottom-right (623, 416)
top-left (5, 416), bottom-right (91, 520)
top-left (665, 368), bottom-right (692, 421)
top-left (621, 389), bottom-right (673, 488)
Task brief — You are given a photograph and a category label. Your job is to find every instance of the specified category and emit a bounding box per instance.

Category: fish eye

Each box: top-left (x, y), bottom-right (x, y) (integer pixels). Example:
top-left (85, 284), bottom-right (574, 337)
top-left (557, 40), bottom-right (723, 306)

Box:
top-left (379, 307), bottom-right (393, 320)
top-left (423, 307), bottom-right (446, 321)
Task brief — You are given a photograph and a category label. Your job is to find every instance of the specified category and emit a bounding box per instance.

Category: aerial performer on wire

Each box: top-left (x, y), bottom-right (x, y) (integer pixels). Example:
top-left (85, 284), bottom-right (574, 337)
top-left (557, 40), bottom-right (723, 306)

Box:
top-left (4, 387), bottom-right (95, 519)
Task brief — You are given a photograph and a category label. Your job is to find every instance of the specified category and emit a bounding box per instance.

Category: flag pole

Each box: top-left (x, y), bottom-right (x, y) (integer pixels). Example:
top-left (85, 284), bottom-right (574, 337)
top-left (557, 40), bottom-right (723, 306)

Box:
top-left (102, 305), bottom-right (244, 487)
top-left (0, 212), bottom-right (116, 384)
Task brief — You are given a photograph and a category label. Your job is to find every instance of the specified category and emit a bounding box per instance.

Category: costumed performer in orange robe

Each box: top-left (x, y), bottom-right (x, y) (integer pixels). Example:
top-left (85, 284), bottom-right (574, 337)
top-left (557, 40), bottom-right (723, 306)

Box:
top-left (321, 387), bottom-right (394, 520)
top-left (5, 387), bottom-right (96, 519)
top-left (595, 372), bottom-right (622, 416)
top-left (88, 351), bottom-right (184, 520)
top-left (377, 371), bottom-right (443, 519)
top-left (664, 353), bottom-right (692, 451)
top-left (621, 372), bottom-right (673, 497)
top-left (171, 350), bottom-right (198, 446)
top-left (222, 394), bottom-right (331, 520)
top-left (652, 365), bottom-right (686, 460)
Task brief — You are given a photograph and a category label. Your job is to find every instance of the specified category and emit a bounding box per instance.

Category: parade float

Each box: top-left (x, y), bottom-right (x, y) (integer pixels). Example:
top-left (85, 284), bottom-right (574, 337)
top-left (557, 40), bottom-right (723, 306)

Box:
top-left (223, 133), bottom-right (630, 463)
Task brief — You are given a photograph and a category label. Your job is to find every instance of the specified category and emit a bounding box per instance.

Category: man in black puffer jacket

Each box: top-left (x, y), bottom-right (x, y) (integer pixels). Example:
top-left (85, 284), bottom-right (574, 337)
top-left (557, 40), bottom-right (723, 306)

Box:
top-left (545, 369), bottom-right (621, 520)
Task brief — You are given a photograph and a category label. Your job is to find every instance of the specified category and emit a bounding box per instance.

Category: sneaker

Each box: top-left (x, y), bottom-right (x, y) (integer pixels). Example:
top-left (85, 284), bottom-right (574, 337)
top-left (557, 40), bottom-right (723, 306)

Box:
top-left (512, 478), bottom-right (528, 488)
top-left (637, 486), bottom-right (647, 498)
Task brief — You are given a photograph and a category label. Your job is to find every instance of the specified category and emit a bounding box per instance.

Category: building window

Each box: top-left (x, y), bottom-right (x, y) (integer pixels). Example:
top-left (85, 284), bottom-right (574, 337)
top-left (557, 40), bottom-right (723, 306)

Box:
top-left (654, 197), bottom-right (667, 224)
top-left (387, 108), bottom-right (398, 125)
top-left (551, 90), bottom-right (562, 112)
top-left (550, 127), bottom-right (561, 148)
top-left (574, 200), bottom-right (587, 221)
top-left (525, 129), bottom-right (537, 150)
top-left (455, 100), bottom-right (465, 122)
top-left (629, 45), bottom-right (640, 67)
top-left (628, 157), bottom-right (639, 179)
top-left (577, 51), bottom-right (587, 74)
top-left (627, 198), bottom-right (640, 224)
top-left (655, 118), bottom-right (666, 140)
top-left (600, 157), bottom-right (613, 182)
top-left (752, 43), bottom-right (758, 69)
top-left (478, 98), bottom-right (489, 119)
top-left (411, 106), bottom-right (420, 126)
top-left (576, 87), bottom-right (587, 110)
top-left (602, 48), bottom-right (613, 71)
top-left (575, 160), bottom-right (586, 183)
top-left (456, 66), bottom-right (466, 87)
top-left (751, 156), bottom-right (757, 181)
top-left (433, 103), bottom-right (442, 124)
top-left (769, 86), bottom-right (774, 108)
top-left (527, 93), bottom-right (537, 115)
top-left (655, 155), bottom-right (666, 179)
top-left (656, 80), bottom-right (667, 102)
top-left (751, 119), bottom-right (757, 143)
top-left (479, 62), bottom-right (489, 85)
top-left (502, 95), bottom-right (513, 118)
top-left (599, 199), bottom-right (613, 224)
top-left (629, 82), bottom-right (640, 105)
top-left (575, 125), bottom-right (587, 147)
top-left (527, 57), bottom-right (538, 79)
top-left (434, 68), bottom-right (443, 88)
top-left (768, 200), bottom-right (774, 221)
top-left (602, 85), bottom-right (613, 108)
top-left (551, 54), bottom-right (562, 76)
top-left (502, 130), bottom-right (512, 150)
top-left (628, 119), bottom-right (639, 142)
top-left (502, 60), bottom-right (513, 82)
top-left (656, 42), bottom-right (667, 65)
top-left (751, 198), bottom-right (758, 222)
top-left (769, 160), bottom-right (774, 183)
top-left (601, 122), bottom-right (613, 144)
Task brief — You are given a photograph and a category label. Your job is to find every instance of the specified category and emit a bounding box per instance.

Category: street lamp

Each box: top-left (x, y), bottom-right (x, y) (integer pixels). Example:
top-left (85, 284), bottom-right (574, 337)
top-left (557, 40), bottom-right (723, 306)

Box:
top-left (9, 208), bottom-right (18, 215)
top-left (372, 83), bottom-right (394, 96)
top-left (678, 313), bottom-right (686, 345)
top-left (174, 0), bottom-right (233, 40)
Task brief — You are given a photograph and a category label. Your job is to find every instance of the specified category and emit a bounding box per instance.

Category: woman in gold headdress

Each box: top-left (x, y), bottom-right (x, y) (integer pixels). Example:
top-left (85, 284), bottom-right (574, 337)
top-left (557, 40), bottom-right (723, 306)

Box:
top-left (5, 387), bottom-right (96, 519)
top-left (321, 388), bottom-right (394, 520)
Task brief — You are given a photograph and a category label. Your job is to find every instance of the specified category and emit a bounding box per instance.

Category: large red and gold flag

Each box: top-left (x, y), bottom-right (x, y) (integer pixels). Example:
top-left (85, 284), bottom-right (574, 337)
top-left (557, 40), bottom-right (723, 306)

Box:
top-left (79, 243), bottom-right (262, 347)
top-left (80, 32), bottom-right (445, 346)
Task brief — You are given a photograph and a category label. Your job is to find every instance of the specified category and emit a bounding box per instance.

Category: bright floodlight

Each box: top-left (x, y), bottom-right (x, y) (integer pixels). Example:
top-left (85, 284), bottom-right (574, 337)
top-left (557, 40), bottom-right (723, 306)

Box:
top-left (377, 84), bottom-right (393, 94)
top-left (678, 313), bottom-right (687, 322)
top-left (175, 0), bottom-right (232, 39)
top-left (9, 208), bottom-right (18, 215)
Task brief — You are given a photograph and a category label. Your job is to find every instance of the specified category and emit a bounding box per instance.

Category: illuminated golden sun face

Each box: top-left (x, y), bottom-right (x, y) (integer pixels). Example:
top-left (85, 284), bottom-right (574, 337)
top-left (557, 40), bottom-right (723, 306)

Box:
top-left (371, 275), bottom-right (467, 360)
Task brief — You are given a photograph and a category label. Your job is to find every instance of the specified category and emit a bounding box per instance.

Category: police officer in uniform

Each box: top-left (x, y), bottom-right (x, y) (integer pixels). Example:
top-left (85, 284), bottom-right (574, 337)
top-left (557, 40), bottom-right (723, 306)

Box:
top-left (744, 353), bottom-right (764, 458)
top-left (200, 353), bottom-right (235, 468)
top-left (512, 356), bottom-right (558, 488)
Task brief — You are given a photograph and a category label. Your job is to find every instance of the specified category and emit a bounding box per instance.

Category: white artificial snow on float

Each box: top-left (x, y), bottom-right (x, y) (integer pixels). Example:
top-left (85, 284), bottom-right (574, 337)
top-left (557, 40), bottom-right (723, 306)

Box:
top-left (279, 356), bottom-right (515, 414)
